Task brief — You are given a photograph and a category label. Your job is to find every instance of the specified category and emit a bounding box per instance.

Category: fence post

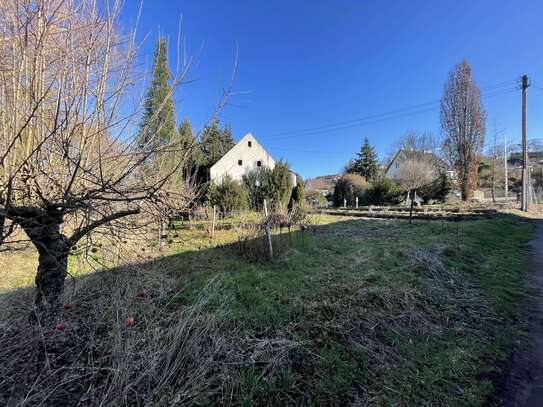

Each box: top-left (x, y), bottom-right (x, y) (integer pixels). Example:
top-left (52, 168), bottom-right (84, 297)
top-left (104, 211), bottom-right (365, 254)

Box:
top-left (211, 205), bottom-right (216, 239)
top-left (343, 198), bottom-right (347, 209)
top-left (263, 199), bottom-right (273, 260)
top-left (355, 196), bottom-right (359, 209)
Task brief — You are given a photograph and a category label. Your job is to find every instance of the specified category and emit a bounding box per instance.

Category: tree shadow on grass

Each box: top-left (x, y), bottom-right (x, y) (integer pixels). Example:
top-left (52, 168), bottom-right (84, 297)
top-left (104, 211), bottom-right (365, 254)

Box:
top-left (0, 212), bottom-right (535, 406)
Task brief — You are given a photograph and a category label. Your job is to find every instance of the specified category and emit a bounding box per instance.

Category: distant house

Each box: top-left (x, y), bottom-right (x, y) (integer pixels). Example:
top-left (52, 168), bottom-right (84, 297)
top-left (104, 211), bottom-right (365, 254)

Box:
top-left (304, 174), bottom-right (338, 197)
top-left (385, 149), bottom-right (454, 179)
top-left (509, 151), bottom-right (543, 168)
top-left (210, 133), bottom-right (297, 186)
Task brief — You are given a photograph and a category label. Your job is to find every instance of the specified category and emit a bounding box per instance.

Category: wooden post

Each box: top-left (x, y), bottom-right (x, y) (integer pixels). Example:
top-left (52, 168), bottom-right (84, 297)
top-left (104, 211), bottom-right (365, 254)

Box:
top-left (355, 196), bottom-right (359, 209)
top-left (521, 74), bottom-right (530, 211)
top-left (263, 199), bottom-right (273, 260)
top-left (409, 192), bottom-right (415, 224)
top-left (159, 219), bottom-right (166, 248)
top-left (211, 205), bottom-right (216, 239)
top-left (343, 198), bottom-right (346, 209)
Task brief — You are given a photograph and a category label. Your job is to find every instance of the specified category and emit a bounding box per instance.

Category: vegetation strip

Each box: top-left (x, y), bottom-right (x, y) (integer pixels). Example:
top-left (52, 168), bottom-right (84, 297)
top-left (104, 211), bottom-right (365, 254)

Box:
top-left (1, 214), bottom-right (532, 405)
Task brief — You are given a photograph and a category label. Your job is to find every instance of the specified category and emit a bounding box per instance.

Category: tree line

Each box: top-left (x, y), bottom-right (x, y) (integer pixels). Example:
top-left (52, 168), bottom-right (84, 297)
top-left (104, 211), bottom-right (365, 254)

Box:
top-left (137, 37), bottom-right (304, 215)
top-left (137, 37), bottom-right (236, 186)
top-left (334, 59), bottom-right (486, 207)
top-left (0, 0), bottom-right (489, 324)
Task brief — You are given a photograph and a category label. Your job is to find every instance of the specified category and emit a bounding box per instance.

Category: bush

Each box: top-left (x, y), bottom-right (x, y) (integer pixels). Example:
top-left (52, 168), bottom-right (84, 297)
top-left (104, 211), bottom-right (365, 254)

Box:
top-left (243, 168), bottom-right (274, 210)
top-left (289, 181), bottom-right (304, 208)
top-left (305, 190), bottom-right (326, 207)
top-left (363, 177), bottom-right (403, 206)
top-left (242, 161), bottom-right (293, 210)
top-left (333, 173), bottom-right (368, 207)
top-left (271, 161), bottom-right (293, 209)
top-left (208, 175), bottom-right (249, 215)
top-left (420, 172), bottom-right (452, 203)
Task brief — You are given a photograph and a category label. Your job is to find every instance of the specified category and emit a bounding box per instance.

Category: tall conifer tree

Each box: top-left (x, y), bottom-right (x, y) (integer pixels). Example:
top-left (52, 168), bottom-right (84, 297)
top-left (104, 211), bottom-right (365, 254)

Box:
top-left (138, 37), bottom-right (177, 155)
top-left (178, 118), bottom-right (202, 176)
top-left (200, 120), bottom-right (235, 167)
top-left (353, 137), bottom-right (379, 180)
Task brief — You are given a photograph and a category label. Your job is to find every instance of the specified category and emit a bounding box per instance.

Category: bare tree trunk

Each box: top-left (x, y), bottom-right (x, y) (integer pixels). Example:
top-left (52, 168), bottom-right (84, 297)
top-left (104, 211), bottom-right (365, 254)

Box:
top-left (21, 218), bottom-right (69, 321)
top-left (409, 190), bottom-right (415, 224)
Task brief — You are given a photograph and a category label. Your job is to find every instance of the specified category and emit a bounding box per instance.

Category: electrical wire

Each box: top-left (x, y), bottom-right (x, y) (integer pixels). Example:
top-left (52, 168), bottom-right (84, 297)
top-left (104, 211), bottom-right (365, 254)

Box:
top-left (266, 80), bottom-right (516, 140)
top-left (265, 84), bottom-right (517, 141)
top-left (263, 85), bottom-right (518, 156)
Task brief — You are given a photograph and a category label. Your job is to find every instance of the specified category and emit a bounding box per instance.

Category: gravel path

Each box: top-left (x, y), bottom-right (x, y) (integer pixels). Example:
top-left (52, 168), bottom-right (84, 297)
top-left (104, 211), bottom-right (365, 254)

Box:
top-left (502, 220), bottom-right (543, 406)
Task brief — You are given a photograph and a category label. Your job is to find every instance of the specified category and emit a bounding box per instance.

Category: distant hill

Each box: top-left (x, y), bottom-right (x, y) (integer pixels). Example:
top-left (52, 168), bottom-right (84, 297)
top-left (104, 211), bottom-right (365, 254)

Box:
top-left (305, 174), bottom-right (339, 192)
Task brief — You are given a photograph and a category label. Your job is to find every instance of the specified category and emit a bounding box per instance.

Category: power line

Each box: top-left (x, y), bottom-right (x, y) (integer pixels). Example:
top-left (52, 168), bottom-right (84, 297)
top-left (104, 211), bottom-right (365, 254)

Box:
top-left (263, 85), bottom-right (518, 158)
top-left (267, 147), bottom-right (346, 155)
top-left (265, 84), bottom-right (517, 141)
top-left (266, 80), bottom-right (516, 140)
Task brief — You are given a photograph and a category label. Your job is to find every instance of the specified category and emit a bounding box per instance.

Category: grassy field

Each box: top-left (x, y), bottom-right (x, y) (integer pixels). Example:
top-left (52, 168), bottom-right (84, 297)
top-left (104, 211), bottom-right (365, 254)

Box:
top-left (0, 213), bottom-right (534, 406)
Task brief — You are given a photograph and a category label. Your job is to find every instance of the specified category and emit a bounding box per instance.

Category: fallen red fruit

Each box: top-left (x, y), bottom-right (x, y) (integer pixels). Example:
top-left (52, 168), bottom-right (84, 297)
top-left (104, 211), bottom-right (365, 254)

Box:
top-left (63, 303), bottom-right (74, 310)
top-left (56, 322), bottom-right (67, 332)
top-left (124, 317), bottom-right (135, 327)
top-left (136, 290), bottom-right (146, 299)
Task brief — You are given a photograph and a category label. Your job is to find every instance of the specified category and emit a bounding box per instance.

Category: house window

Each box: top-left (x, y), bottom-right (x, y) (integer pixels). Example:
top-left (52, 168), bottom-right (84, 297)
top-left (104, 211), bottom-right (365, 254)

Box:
top-left (257, 160), bottom-right (262, 167)
top-left (248, 141), bottom-right (252, 147)
top-left (238, 160), bottom-right (243, 166)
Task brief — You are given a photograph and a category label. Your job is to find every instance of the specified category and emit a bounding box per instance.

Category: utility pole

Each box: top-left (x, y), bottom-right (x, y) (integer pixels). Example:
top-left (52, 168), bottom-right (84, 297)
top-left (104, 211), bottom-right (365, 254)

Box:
top-left (504, 132), bottom-right (508, 198)
top-left (521, 74), bottom-right (530, 211)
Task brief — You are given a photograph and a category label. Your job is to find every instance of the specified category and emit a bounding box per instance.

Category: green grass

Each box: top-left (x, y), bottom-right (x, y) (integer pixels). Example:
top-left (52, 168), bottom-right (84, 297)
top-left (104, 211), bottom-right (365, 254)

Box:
top-left (0, 213), bottom-right (533, 405)
top-left (147, 214), bottom-right (531, 405)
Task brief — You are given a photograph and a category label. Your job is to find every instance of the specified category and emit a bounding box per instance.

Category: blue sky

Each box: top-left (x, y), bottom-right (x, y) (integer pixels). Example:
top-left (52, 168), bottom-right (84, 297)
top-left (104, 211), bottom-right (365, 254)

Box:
top-left (121, 0), bottom-right (543, 179)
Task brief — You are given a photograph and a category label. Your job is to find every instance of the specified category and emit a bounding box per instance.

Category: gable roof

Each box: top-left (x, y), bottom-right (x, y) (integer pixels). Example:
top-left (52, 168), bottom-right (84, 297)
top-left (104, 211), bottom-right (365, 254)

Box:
top-left (210, 133), bottom-right (274, 171)
top-left (385, 149), bottom-right (448, 173)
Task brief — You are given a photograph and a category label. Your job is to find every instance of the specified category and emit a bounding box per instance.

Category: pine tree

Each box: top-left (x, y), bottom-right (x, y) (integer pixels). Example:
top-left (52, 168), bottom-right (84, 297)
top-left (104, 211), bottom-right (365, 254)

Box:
top-left (138, 37), bottom-right (177, 156)
top-left (353, 137), bottom-right (379, 180)
top-left (200, 120), bottom-right (235, 167)
top-left (178, 118), bottom-right (202, 170)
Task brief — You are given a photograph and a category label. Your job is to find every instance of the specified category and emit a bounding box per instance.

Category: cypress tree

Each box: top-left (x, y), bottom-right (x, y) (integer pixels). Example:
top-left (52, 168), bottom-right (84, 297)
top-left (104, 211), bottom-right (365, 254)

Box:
top-left (353, 137), bottom-right (379, 180)
top-left (178, 118), bottom-right (202, 171)
top-left (200, 120), bottom-right (235, 167)
top-left (138, 37), bottom-right (177, 156)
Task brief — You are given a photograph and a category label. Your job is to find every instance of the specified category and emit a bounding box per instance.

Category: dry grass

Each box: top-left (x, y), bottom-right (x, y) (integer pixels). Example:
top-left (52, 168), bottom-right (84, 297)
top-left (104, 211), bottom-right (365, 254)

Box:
top-left (0, 256), bottom-right (307, 406)
top-left (0, 212), bottom-right (534, 406)
top-left (1, 267), bottom-right (232, 406)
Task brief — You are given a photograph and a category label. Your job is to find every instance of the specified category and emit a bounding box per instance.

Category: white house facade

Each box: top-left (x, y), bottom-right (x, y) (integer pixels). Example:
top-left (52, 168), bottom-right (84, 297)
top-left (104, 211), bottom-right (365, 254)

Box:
top-left (210, 133), bottom-right (277, 183)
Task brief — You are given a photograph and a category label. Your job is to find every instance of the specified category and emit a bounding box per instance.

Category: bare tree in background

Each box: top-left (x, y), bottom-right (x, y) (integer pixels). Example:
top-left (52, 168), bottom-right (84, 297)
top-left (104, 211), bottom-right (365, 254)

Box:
top-left (489, 124), bottom-right (505, 204)
top-left (384, 131), bottom-right (440, 169)
top-left (397, 131), bottom-right (439, 155)
top-left (395, 160), bottom-right (435, 223)
top-left (0, 0), bottom-right (204, 321)
top-left (440, 60), bottom-right (486, 201)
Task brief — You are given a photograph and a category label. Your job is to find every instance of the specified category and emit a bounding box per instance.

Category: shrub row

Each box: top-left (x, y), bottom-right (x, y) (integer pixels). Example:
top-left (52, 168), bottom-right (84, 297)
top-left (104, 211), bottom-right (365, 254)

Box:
top-left (333, 173), bottom-right (452, 207)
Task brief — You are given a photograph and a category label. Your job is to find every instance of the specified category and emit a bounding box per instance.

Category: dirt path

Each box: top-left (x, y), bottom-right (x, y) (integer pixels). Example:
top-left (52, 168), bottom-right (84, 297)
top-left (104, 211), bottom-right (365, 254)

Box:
top-left (501, 220), bottom-right (543, 406)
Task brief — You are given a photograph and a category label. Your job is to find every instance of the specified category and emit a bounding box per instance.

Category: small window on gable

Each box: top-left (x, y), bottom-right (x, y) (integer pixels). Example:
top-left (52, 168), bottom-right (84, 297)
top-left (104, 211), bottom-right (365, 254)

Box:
top-left (257, 160), bottom-right (262, 167)
top-left (248, 141), bottom-right (252, 147)
top-left (238, 160), bottom-right (243, 166)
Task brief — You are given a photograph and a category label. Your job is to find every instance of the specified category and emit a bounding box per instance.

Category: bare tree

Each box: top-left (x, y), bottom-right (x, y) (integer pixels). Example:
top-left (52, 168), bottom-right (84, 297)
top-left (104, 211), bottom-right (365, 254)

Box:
top-left (489, 124), bottom-right (505, 204)
top-left (384, 131), bottom-right (442, 170)
top-left (440, 60), bottom-right (486, 201)
top-left (396, 131), bottom-right (439, 155)
top-left (395, 159), bottom-right (435, 223)
top-left (0, 0), bottom-right (201, 321)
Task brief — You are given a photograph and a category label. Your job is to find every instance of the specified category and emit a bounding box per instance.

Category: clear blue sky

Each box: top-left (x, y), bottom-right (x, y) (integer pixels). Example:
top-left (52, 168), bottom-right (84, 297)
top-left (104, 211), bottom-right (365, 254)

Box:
top-left (121, 0), bottom-right (543, 179)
